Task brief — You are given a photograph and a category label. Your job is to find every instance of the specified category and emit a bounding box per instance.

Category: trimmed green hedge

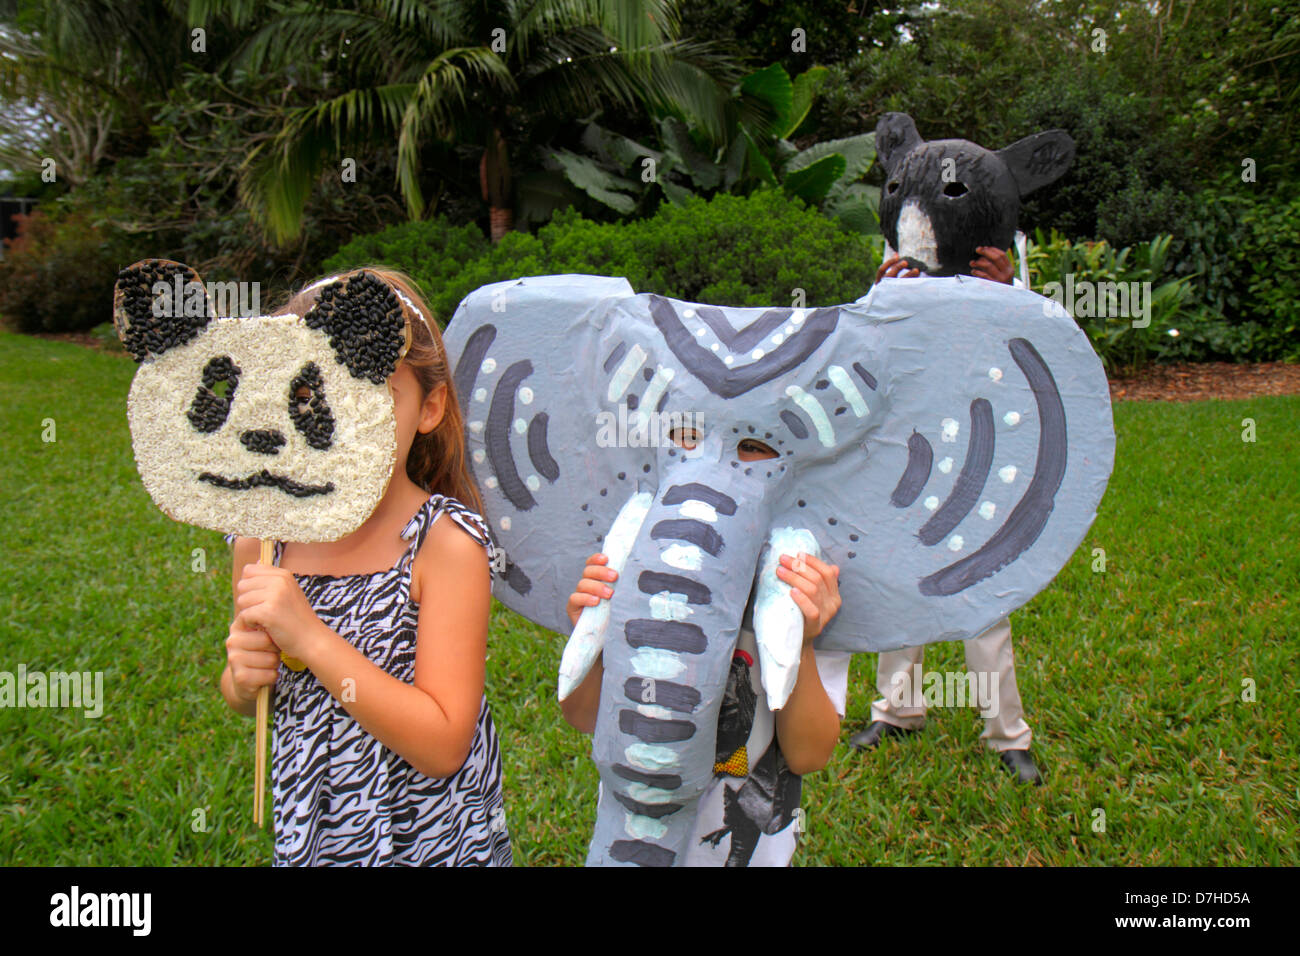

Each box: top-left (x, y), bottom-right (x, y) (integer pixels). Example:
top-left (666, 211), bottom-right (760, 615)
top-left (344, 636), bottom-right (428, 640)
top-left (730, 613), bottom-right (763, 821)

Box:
top-left (323, 190), bottom-right (881, 324)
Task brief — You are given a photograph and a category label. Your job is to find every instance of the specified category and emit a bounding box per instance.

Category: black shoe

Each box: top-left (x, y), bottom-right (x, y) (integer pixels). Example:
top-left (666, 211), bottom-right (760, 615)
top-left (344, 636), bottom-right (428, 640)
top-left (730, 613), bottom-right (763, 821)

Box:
top-left (849, 720), bottom-right (920, 750)
top-left (998, 748), bottom-right (1043, 785)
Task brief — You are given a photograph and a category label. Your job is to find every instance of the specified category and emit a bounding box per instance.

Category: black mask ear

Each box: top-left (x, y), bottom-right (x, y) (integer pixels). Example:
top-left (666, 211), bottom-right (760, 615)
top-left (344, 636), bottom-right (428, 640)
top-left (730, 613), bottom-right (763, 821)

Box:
top-left (303, 270), bottom-right (408, 384)
top-left (996, 130), bottom-right (1075, 196)
top-left (875, 112), bottom-right (923, 175)
top-left (113, 259), bottom-right (215, 362)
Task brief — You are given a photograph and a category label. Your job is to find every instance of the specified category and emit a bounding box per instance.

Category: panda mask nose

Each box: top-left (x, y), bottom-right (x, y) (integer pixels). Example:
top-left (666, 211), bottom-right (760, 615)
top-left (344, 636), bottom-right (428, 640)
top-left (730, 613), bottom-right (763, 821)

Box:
top-left (241, 429), bottom-right (287, 454)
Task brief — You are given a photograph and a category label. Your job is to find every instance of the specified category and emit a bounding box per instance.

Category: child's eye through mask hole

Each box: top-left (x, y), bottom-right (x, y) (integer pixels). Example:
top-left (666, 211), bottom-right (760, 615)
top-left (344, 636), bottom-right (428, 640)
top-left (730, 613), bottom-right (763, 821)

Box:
top-left (287, 362), bottom-right (336, 450)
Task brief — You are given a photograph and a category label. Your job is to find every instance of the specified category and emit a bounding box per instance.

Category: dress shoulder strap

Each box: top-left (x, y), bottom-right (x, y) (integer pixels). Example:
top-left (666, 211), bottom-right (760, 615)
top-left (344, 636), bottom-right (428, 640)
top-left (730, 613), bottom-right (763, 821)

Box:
top-left (397, 494), bottom-right (499, 604)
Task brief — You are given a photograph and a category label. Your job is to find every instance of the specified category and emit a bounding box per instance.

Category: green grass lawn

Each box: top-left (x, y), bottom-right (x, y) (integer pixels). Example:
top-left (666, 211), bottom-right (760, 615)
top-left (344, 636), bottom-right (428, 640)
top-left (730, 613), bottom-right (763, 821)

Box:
top-left (0, 330), bottom-right (1295, 865)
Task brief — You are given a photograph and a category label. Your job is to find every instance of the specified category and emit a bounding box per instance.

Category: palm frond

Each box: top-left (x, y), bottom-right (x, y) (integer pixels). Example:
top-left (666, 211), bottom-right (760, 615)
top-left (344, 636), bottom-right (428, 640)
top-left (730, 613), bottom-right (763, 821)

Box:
top-left (397, 47), bottom-right (517, 217)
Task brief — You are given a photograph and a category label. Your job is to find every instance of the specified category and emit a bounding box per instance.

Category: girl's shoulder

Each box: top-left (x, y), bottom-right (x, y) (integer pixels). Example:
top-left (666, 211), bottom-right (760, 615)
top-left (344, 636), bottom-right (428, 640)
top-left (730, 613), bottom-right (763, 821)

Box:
top-left (406, 493), bottom-right (498, 566)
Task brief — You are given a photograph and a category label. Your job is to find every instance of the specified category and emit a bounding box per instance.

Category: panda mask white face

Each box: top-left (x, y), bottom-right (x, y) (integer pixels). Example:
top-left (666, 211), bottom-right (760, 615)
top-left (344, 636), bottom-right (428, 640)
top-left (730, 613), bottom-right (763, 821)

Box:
top-left (114, 260), bottom-right (413, 543)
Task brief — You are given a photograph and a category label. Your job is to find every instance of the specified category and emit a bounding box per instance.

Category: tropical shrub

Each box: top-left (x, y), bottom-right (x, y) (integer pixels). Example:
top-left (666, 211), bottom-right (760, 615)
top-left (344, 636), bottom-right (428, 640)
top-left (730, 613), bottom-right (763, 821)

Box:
top-left (1026, 230), bottom-right (1199, 372)
top-left (323, 191), bottom-right (880, 324)
top-left (0, 210), bottom-right (136, 333)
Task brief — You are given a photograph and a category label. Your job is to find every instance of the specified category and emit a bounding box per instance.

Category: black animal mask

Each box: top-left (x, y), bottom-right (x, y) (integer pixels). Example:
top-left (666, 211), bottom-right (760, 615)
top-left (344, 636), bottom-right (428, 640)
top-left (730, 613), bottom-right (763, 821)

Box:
top-left (875, 113), bottom-right (1075, 276)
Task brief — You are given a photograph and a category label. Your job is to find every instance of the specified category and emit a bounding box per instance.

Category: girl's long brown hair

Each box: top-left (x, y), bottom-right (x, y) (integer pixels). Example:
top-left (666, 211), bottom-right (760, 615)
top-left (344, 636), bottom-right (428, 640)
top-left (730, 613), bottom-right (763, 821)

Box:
top-left (279, 267), bottom-right (484, 515)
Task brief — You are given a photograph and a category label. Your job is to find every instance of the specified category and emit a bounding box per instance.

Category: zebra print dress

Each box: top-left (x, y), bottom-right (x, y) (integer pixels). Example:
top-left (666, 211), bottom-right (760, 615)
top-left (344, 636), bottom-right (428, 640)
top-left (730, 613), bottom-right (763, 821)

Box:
top-left (229, 494), bottom-right (513, 866)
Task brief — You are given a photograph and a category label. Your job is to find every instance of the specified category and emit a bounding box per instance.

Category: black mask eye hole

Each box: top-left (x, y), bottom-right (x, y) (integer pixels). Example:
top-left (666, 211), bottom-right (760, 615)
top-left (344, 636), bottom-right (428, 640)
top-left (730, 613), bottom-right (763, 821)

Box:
top-left (887, 180), bottom-right (900, 194)
top-left (737, 438), bottom-right (778, 460)
top-left (668, 427), bottom-right (701, 451)
top-left (287, 362), bottom-right (335, 450)
top-left (944, 181), bottom-right (969, 198)
top-left (187, 356), bottom-right (241, 433)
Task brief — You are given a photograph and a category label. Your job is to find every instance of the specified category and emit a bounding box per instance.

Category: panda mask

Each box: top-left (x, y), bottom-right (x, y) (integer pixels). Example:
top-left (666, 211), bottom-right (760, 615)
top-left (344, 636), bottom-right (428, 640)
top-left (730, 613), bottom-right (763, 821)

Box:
top-left (114, 260), bottom-right (416, 543)
top-left (875, 112), bottom-right (1075, 277)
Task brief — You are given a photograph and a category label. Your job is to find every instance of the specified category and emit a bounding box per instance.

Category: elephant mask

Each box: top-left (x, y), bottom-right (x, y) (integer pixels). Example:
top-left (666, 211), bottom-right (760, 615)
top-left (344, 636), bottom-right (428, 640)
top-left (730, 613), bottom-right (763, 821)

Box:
top-left (443, 273), bottom-right (1114, 866)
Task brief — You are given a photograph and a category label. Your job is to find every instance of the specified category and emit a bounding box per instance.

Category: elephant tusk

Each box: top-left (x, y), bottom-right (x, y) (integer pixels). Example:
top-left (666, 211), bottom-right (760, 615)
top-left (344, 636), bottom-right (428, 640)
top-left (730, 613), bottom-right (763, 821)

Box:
top-left (558, 492), bottom-right (654, 700)
top-left (752, 527), bottom-right (821, 711)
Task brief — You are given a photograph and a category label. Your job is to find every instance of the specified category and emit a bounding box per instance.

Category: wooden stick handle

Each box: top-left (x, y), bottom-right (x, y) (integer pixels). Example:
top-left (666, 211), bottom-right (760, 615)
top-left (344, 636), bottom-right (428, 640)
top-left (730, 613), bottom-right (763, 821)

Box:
top-left (253, 538), bottom-right (274, 827)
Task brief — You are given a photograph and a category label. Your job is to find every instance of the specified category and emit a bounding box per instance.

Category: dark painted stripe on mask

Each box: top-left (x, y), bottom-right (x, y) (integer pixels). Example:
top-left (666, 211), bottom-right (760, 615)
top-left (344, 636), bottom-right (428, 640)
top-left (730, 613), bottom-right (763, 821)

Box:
top-left (625, 619), bottom-right (707, 654)
top-left (661, 483), bottom-right (737, 515)
top-left (610, 839), bottom-right (676, 866)
top-left (918, 398), bottom-right (994, 545)
top-left (621, 677), bottom-right (701, 713)
top-left (504, 562), bottom-right (531, 596)
top-left (526, 412), bottom-right (559, 482)
top-left (852, 361), bottom-right (878, 391)
top-left (780, 410), bottom-right (809, 439)
top-left (485, 360), bottom-right (536, 510)
top-left (920, 339), bottom-right (1067, 596)
top-left (648, 295), bottom-right (840, 399)
top-left (619, 708), bottom-right (696, 743)
top-left (638, 571), bottom-right (711, 605)
top-left (613, 763), bottom-right (683, 789)
top-left (695, 304), bottom-right (792, 353)
top-left (611, 791), bottom-right (683, 819)
top-left (890, 429), bottom-right (933, 507)
top-left (650, 518), bottom-right (723, 556)
top-left (603, 341), bottom-right (627, 373)
top-left (452, 324), bottom-right (495, 410)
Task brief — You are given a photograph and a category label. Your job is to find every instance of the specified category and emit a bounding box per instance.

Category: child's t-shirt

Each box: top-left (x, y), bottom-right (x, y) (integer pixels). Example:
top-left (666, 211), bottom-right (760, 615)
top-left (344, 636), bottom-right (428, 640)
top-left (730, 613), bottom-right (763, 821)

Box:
top-left (683, 626), bottom-right (850, 867)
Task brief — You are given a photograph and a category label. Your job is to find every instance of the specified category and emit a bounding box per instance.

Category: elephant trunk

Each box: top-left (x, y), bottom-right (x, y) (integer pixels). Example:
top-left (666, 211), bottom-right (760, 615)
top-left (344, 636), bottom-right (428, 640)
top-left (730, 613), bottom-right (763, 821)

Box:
top-left (587, 448), bottom-right (782, 866)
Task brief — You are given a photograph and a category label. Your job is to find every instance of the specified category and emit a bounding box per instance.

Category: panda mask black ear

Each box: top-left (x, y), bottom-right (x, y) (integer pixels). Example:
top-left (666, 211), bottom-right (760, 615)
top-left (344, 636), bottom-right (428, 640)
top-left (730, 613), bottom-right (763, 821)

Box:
top-left (303, 271), bottom-right (409, 385)
top-left (875, 112), bottom-right (924, 176)
top-left (114, 259), bottom-right (216, 362)
top-left (996, 129), bottom-right (1076, 197)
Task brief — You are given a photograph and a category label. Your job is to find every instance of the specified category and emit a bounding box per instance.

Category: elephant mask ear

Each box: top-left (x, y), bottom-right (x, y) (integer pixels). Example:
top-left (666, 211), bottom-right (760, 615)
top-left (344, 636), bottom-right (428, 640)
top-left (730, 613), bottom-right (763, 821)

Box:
top-left (443, 273), bottom-right (1115, 655)
top-left (875, 112), bottom-right (923, 175)
top-left (997, 129), bottom-right (1076, 196)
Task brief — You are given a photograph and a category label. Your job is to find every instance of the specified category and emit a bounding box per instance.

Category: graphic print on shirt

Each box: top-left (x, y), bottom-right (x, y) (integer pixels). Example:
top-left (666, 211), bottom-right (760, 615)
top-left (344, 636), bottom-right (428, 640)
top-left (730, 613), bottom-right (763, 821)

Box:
top-left (700, 649), bottom-right (803, 867)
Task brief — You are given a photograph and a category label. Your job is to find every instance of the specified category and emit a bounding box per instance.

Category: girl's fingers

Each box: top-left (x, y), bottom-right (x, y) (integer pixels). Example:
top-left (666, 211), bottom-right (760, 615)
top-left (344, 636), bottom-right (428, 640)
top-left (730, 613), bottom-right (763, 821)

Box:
top-left (228, 628), bottom-right (275, 651)
top-left (576, 578), bottom-right (614, 599)
top-left (584, 563), bottom-right (618, 582)
top-left (782, 552), bottom-right (838, 593)
top-left (234, 651), bottom-right (281, 671)
top-left (776, 563), bottom-right (818, 598)
top-left (789, 586), bottom-right (820, 625)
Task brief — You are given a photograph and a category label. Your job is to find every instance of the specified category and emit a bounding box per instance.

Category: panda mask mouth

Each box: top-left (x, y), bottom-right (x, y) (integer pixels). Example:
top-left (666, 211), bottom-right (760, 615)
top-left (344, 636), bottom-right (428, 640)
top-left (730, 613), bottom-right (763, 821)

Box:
top-left (197, 470), bottom-right (336, 498)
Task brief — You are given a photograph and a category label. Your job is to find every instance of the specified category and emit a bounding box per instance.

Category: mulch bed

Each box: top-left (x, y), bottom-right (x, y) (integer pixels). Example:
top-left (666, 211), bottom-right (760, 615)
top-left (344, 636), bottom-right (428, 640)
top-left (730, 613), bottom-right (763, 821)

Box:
top-left (22, 331), bottom-right (1300, 402)
top-left (1108, 361), bottom-right (1300, 402)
